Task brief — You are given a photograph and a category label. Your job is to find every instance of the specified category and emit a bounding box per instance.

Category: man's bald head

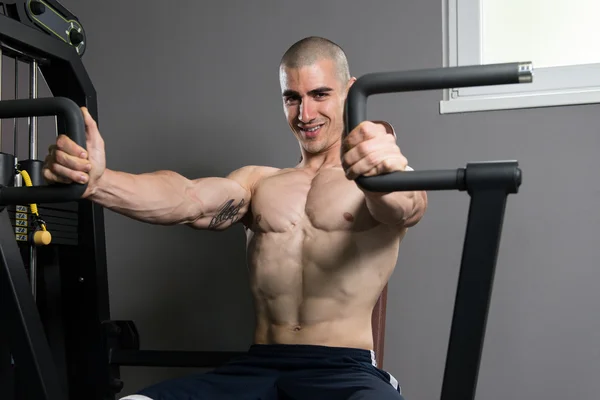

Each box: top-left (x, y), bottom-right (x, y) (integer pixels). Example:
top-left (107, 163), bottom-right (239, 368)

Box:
top-left (279, 36), bottom-right (351, 84)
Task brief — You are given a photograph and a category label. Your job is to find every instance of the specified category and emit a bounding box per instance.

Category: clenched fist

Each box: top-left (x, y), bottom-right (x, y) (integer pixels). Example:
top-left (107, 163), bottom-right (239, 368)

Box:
top-left (341, 121), bottom-right (408, 180)
top-left (43, 107), bottom-right (106, 198)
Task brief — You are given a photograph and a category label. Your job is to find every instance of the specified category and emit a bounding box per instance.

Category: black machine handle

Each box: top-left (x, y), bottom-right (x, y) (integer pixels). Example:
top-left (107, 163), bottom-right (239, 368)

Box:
top-left (344, 61), bottom-right (533, 191)
top-left (0, 96), bottom-right (87, 204)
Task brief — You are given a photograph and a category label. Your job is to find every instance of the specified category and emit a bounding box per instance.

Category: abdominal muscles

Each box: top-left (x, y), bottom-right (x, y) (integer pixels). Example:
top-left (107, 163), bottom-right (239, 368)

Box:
top-left (246, 220), bottom-right (399, 348)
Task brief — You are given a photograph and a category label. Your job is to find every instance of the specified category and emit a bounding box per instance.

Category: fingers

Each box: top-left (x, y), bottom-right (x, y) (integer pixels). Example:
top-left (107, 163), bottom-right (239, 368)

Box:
top-left (42, 164), bottom-right (74, 185)
top-left (51, 137), bottom-right (91, 170)
top-left (342, 133), bottom-right (397, 168)
top-left (56, 134), bottom-right (87, 159)
top-left (344, 152), bottom-right (407, 180)
top-left (51, 108), bottom-right (94, 157)
top-left (41, 107), bottom-right (102, 186)
top-left (342, 134), bottom-right (407, 180)
top-left (43, 151), bottom-right (89, 184)
top-left (43, 139), bottom-right (91, 185)
top-left (343, 121), bottom-right (388, 151)
top-left (342, 120), bottom-right (408, 180)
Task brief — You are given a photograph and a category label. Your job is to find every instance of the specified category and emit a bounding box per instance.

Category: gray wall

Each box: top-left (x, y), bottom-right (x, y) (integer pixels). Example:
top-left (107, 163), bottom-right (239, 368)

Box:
top-left (8, 0), bottom-right (599, 398)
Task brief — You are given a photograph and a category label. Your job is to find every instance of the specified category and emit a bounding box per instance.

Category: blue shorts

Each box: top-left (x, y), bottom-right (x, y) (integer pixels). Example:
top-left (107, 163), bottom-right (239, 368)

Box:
top-left (121, 344), bottom-right (403, 400)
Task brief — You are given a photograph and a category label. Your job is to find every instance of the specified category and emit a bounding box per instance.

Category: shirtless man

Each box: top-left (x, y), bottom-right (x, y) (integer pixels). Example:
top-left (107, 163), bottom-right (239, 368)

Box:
top-left (43, 36), bottom-right (427, 400)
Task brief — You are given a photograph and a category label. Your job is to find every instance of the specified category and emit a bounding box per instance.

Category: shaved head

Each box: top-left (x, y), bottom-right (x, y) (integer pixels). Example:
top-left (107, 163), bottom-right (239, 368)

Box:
top-left (279, 36), bottom-right (351, 85)
top-left (278, 37), bottom-right (356, 163)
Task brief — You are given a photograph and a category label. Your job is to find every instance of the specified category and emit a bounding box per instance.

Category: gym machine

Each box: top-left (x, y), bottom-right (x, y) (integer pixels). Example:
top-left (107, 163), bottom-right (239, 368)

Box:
top-left (344, 61), bottom-right (531, 400)
top-left (0, 1), bottom-right (531, 400)
top-left (0, 1), bottom-right (115, 399)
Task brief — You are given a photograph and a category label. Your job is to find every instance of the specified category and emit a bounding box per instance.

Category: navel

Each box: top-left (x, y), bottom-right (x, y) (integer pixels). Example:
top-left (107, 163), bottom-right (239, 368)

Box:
top-left (343, 212), bottom-right (355, 222)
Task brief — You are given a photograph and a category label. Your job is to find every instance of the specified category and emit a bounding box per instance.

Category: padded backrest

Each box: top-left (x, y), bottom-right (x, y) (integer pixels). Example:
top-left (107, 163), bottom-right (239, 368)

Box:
top-left (371, 284), bottom-right (388, 367)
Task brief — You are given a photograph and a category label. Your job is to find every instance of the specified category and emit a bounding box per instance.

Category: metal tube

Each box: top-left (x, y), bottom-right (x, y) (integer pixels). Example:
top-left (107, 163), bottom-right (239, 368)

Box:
top-left (344, 61), bottom-right (533, 191)
top-left (30, 244), bottom-right (37, 301)
top-left (0, 49), bottom-right (3, 151)
top-left (38, 69), bottom-right (60, 141)
top-left (355, 169), bottom-right (466, 192)
top-left (29, 60), bottom-right (38, 160)
top-left (0, 97), bottom-right (88, 205)
top-left (13, 57), bottom-right (18, 158)
top-left (346, 62), bottom-right (533, 132)
top-left (28, 60), bottom-right (39, 300)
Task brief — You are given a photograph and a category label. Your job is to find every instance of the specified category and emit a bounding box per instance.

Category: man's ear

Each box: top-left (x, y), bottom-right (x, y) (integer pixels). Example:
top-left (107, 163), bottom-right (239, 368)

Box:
top-left (347, 76), bottom-right (357, 90)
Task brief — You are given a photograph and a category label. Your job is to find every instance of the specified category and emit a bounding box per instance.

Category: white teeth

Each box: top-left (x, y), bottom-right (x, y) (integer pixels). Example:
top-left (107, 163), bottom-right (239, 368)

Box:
top-left (304, 125), bottom-right (320, 132)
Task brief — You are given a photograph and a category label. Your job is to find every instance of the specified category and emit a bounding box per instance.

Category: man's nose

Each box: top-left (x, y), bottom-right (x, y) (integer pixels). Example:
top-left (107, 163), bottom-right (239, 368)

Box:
top-left (299, 100), bottom-right (316, 122)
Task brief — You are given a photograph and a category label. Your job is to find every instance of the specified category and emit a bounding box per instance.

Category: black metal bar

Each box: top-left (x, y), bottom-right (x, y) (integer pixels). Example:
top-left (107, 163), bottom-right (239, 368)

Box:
top-left (110, 350), bottom-right (247, 369)
top-left (344, 62), bottom-right (532, 191)
top-left (355, 169), bottom-right (466, 192)
top-left (0, 209), bottom-right (66, 400)
top-left (71, 201), bottom-right (115, 400)
top-left (0, 327), bottom-right (16, 400)
top-left (0, 97), bottom-right (88, 204)
top-left (37, 247), bottom-right (70, 396)
top-left (440, 185), bottom-right (513, 400)
top-left (346, 62), bottom-right (532, 131)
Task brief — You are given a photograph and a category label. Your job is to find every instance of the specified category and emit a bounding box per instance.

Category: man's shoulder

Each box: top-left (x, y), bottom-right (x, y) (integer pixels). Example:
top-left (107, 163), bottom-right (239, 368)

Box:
top-left (226, 164), bottom-right (281, 188)
top-left (231, 164), bottom-right (281, 178)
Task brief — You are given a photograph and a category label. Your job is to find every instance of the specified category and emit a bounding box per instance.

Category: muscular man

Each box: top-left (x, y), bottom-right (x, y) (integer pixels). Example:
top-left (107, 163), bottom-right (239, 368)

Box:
top-left (43, 36), bottom-right (427, 399)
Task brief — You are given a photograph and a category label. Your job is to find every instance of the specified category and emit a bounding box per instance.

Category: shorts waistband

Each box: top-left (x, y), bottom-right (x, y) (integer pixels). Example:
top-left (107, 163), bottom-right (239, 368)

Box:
top-left (247, 344), bottom-right (376, 365)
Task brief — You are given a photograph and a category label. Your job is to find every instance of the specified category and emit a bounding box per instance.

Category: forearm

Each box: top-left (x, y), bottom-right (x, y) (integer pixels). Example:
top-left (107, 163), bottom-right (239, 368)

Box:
top-left (88, 168), bottom-right (201, 225)
top-left (364, 189), bottom-right (428, 228)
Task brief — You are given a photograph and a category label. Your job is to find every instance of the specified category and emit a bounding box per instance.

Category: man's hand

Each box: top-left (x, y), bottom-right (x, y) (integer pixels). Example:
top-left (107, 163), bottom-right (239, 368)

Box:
top-left (341, 120), bottom-right (426, 228)
top-left (42, 107), bottom-right (106, 198)
top-left (341, 121), bottom-right (407, 180)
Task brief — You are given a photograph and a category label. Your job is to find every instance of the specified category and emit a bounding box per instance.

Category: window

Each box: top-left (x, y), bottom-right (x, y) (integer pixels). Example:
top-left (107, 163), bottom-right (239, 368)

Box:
top-left (441, 0), bottom-right (600, 113)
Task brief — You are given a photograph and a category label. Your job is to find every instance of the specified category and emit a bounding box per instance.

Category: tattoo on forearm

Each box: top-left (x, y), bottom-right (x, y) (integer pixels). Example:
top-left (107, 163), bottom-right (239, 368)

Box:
top-left (208, 199), bottom-right (245, 229)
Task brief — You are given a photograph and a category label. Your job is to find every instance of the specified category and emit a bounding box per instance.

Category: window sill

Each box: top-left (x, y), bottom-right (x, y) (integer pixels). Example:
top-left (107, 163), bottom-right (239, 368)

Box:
top-left (439, 87), bottom-right (600, 114)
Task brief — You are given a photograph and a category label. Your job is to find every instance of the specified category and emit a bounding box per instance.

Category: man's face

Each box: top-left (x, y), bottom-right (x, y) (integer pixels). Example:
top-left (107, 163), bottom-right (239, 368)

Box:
top-left (280, 58), bottom-right (354, 156)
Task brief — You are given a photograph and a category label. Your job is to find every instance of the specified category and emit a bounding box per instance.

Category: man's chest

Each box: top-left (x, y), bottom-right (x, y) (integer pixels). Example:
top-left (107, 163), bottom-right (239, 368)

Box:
top-left (249, 169), bottom-right (378, 232)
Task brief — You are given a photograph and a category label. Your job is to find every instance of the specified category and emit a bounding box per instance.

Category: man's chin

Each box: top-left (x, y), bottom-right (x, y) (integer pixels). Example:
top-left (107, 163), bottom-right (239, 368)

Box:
top-left (303, 141), bottom-right (332, 155)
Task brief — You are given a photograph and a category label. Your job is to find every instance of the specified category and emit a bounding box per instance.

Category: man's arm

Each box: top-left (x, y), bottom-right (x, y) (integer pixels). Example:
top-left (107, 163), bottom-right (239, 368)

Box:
top-left (362, 172), bottom-right (428, 228)
top-left (89, 166), bottom-right (258, 230)
top-left (41, 108), bottom-right (255, 230)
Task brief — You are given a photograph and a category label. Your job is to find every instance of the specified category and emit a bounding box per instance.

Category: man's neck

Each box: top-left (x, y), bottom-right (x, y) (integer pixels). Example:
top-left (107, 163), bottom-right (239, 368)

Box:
top-left (299, 146), bottom-right (342, 171)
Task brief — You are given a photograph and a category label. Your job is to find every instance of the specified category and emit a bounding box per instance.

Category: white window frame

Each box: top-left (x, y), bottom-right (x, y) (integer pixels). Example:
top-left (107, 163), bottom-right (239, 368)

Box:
top-left (440, 0), bottom-right (600, 114)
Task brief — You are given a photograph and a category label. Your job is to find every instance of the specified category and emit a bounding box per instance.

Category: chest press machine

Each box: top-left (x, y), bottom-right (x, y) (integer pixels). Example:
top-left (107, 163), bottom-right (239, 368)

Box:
top-left (0, 2), bottom-right (115, 399)
top-left (0, 1), bottom-right (531, 399)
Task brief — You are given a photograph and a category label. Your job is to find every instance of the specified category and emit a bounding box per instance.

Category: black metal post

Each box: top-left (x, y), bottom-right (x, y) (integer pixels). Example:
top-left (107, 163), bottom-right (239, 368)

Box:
top-left (0, 208), bottom-right (66, 400)
top-left (439, 178), bottom-right (514, 400)
top-left (0, 327), bottom-right (16, 400)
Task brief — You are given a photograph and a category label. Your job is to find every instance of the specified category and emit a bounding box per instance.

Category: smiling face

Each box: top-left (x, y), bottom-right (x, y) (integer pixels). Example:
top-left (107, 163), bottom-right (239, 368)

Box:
top-left (280, 57), bottom-right (355, 158)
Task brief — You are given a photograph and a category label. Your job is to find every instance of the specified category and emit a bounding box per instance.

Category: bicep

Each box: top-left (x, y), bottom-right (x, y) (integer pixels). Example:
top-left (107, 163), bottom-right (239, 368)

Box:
top-left (185, 168), bottom-right (255, 230)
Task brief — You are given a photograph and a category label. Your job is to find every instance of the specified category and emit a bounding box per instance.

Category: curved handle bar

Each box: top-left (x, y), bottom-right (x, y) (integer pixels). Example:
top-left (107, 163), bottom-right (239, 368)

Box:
top-left (344, 62), bottom-right (533, 191)
top-left (0, 96), bottom-right (87, 204)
